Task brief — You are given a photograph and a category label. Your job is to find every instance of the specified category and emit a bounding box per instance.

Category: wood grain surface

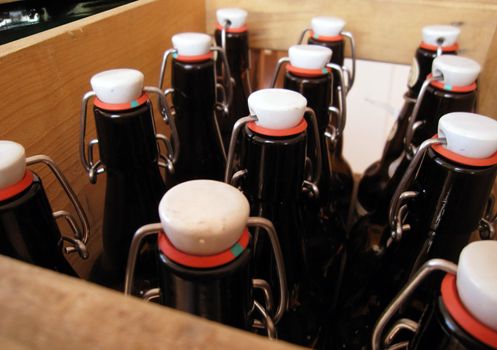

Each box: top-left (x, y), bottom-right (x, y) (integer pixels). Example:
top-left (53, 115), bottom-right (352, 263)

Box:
top-left (0, 254), bottom-right (303, 349)
top-left (0, 0), bottom-right (205, 277)
top-left (205, 0), bottom-right (497, 65)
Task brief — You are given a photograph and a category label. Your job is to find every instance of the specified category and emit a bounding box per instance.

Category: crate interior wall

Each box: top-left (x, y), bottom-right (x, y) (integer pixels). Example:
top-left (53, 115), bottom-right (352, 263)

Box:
top-left (0, 0), bottom-right (496, 348)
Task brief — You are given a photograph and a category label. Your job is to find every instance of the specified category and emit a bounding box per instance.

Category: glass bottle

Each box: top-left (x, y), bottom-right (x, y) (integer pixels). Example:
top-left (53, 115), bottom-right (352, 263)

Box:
top-left (159, 32), bottom-right (233, 187)
top-left (373, 240), bottom-right (497, 350)
top-left (214, 8), bottom-right (251, 150)
top-left (330, 112), bottom-right (497, 349)
top-left (298, 16), bottom-right (356, 221)
top-left (357, 25), bottom-right (460, 215)
top-left (80, 69), bottom-right (175, 288)
top-left (125, 179), bottom-right (287, 340)
top-left (0, 140), bottom-right (89, 275)
top-left (226, 88), bottom-right (333, 346)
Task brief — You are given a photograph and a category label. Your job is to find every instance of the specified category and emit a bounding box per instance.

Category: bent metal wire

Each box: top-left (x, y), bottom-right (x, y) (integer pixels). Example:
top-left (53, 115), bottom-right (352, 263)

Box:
top-left (79, 86), bottom-right (179, 184)
top-left (123, 217), bottom-right (287, 340)
top-left (224, 107), bottom-right (323, 199)
top-left (26, 154), bottom-right (90, 259)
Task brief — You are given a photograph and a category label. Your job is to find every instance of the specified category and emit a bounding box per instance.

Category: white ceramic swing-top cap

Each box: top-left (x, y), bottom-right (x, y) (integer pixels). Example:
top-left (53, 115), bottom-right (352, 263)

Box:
top-left (311, 16), bottom-right (346, 37)
top-left (422, 25), bottom-right (460, 47)
top-left (248, 89), bottom-right (307, 130)
top-left (216, 8), bottom-right (248, 29)
top-left (438, 112), bottom-right (497, 159)
top-left (159, 180), bottom-right (250, 256)
top-left (289, 45), bottom-right (332, 70)
top-left (457, 240), bottom-right (497, 331)
top-left (432, 55), bottom-right (480, 87)
top-left (0, 141), bottom-right (26, 189)
top-left (172, 32), bottom-right (211, 56)
top-left (90, 69), bottom-right (144, 104)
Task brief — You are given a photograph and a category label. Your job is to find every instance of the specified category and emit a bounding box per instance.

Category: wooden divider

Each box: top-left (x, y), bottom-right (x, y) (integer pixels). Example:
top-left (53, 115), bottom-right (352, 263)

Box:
top-left (0, 255), bottom-right (302, 349)
top-left (0, 0), bottom-right (205, 275)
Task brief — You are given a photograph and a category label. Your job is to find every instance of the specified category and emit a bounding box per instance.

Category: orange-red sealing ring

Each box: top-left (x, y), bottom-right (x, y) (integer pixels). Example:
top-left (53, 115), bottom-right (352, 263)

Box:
top-left (0, 170), bottom-right (34, 202)
top-left (309, 30), bottom-right (343, 42)
top-left (247, 118), bottom-right (308, 137)
top-left (175, 52), bottom-right (214, 63)
top-left (216, 23), bottom-right (248, 33)
top-left (441, 274), bottom-right (497, 349)
top-left (94, 93), bottom-right (149, 111)
top-left (286, 64), bottom-right (330, 78)
top-left (158, 229), bottom-right (250, 269)
top-left (431, 134), bottom-right (497, 167)
top-left (420, 41), bottom-right (459, 53)
top-left (427, 74), bottom-right (477, 93)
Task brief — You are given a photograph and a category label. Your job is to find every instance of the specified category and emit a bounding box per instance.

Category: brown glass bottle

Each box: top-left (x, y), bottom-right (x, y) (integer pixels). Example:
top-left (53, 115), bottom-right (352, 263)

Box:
top-left (0, 172), bottom-right (78, 276)
top-left (308, 35), bottom-right (353, 217)
top-left (166, 56), bottom-right (225, 188)
top-left (357, 45), bottom-right (458, 214)
top-left (214, 26), bottom-right (251, 150)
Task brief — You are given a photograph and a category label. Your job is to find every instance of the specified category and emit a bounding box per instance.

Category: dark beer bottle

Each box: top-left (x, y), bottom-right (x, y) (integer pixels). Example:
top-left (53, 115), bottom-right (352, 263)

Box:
top-left (357, 25), bottom-right (461, 215)
top-left (0, 140), bottom-right (89, 276)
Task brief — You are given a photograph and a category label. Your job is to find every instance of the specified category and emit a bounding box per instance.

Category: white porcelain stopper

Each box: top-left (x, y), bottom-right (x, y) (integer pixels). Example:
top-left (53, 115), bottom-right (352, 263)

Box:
top-left (172, 32), bottom-right (212, 57)
top-left (248, 89), bottom-right (307, 130)
top-left (216, 8), bottom-right (247, 29)
top-left (311, 16), bottom-right (346, 37)
top-left (422, 25), bottom-right (460, 47)
top-left (289, 45), bottom-right (332, 70)
top-left (438, 112), bottom-right (497, 159)
top-left (159, 180), bottom-right (250, 256)
top-left (90, 69), bottom-right (144, 104)
top-left (0, 141), bottom-right (26, 189)
top-left (432, 55), bottom-right (480, 87)
top-left (457, 240), bottom-right (497, 331)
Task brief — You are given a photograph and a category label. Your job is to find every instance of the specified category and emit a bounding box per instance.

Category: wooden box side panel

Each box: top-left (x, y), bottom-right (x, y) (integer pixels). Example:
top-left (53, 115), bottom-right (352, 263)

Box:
top-left (0, 0), bottom-right (204, 268)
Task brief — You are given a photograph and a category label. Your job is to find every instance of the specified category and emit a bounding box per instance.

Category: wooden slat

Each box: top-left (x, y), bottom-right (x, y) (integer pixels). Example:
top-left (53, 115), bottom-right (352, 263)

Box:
top-left (0, 255), bottom-right (302, 349)
top-left (205, 0), bottom-right (497, 65)
top-left (0, 0), bottom-right (205, 276)
top-left (479, 26), bottom-right (497, 119)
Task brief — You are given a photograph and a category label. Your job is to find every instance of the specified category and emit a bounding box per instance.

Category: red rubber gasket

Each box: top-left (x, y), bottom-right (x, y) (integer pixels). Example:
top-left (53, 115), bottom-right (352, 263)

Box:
top-left (431, 134), bottom-right (497, 167)
top-left (175, 52), bottom-right (214, 63)
top-left (286, 64), bottom-right (330, 78)
top-left (309, 30), bottom-right (343, 42)
top-left (247, 118), bottom-right (307, 137)
top-left (216, 24), bottom-right (248, 33)
top-left (158, 229), bottom-right (250, 269)
top-left (420, 41), bottom-right (459, 52)
top-left (94, 93), bottom-right (149, 111)
top-left (441, 274), bottom-right (497, 349)
top-left (427, 74), bottom-right (477, 93)
top-left (0, 170), bottom-right (33, 202)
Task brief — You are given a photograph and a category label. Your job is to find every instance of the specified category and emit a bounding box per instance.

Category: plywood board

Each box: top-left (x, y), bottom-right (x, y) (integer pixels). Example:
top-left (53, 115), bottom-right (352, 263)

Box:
top-left (0, 0), bottom-right (205, 275)
top-left (0, 255), bottom-right (303, 349)
top-left (205, 0), bottom-right (497, 65)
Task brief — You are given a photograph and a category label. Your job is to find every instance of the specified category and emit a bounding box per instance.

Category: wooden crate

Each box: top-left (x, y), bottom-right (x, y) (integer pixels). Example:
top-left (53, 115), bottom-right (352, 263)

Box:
top-left (0, 0), bottom-right (496, 348)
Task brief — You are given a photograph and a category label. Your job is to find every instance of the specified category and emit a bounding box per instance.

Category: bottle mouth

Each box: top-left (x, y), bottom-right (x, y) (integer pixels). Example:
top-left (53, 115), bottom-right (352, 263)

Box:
top-left (158, 229), bottom-right (250, 269)
top-left (441, 274), bottom-right (497, 349)
top-left (0, 170), bottom-right (33, 202)
top-left (174, 51), bottom-right (214, 63)
top-left (427, 74), bottom-right (477, 93)
top-left (286, 64), bottom-right (330, 78)
top-left (93, 93), bottom-right (149, 111)
top-left (420, 41), bottom-right (459, 52)
top-left (309, 30), bottom-right (343, 42)
top-left (247, 118), bottom-right (308, 137)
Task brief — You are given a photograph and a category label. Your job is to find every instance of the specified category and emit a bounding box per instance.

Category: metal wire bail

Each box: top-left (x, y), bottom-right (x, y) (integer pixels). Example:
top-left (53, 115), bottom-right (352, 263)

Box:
top-left (270, 57), bottom-right (290, 88)
top-left (371, 258), bottom-right (458, 350)
top-left (341, 31), bottom-right (356, 91)
top-left (26, 155), bottom-right (90, 259)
